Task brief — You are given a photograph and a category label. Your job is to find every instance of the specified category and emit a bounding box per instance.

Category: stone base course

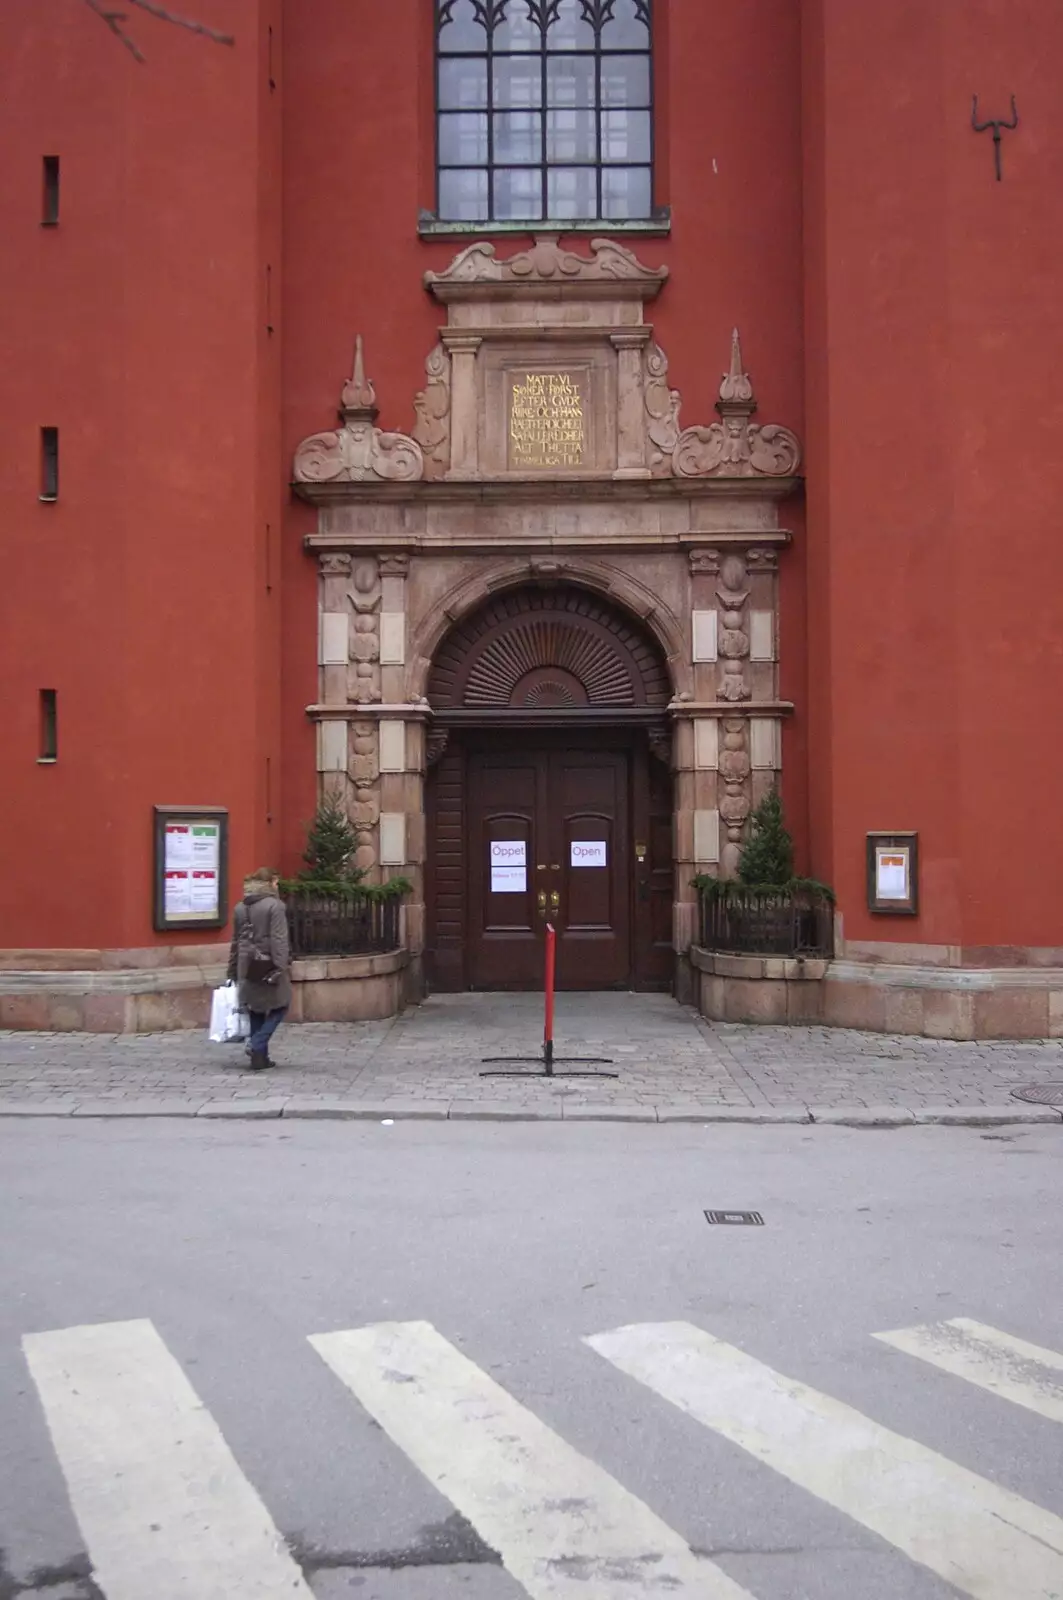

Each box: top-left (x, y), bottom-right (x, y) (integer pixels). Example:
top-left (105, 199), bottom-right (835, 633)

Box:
top-left (692, 946), bottom-right (1063, 1040)
top-left (0, 950), bottom-right (409, 1032)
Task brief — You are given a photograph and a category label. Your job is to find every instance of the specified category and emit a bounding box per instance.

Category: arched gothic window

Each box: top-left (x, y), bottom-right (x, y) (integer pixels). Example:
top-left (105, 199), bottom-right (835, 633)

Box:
top-left (435, 0), bottom-right (653, 224)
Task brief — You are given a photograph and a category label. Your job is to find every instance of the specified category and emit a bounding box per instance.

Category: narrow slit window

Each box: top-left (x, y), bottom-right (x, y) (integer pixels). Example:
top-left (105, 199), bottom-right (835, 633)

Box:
top-left (42, 156), bottom-right (60, 226)
top-left (39, 690), bottom-right (58, 762)
top-left (40, 427), bottom-right (59, 500)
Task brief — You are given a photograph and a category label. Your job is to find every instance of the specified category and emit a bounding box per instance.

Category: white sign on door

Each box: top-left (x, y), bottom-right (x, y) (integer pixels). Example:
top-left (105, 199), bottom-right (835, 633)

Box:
top-left (490, 840), bottom-right (526, 865)
top-left (570, 840), bottom-right (607, 868)
top-left (491, 866), bottom-right (527, 893)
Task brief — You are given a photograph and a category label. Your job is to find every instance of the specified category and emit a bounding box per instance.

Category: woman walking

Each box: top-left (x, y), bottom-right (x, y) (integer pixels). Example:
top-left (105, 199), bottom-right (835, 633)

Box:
top-left (227, 867), bottom-right (292, 1071)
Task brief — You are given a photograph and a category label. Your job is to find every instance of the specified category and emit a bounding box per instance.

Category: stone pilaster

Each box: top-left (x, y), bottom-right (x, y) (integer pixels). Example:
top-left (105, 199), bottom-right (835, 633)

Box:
top-left (442, 334), bottom-right (482, 478)
top-left (611, 331), bottom-right (652, 479)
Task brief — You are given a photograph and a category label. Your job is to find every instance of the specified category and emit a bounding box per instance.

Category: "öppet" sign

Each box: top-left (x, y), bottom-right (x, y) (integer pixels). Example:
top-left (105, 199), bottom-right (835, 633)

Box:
top-left (490, 840), bottom-right (526, 864)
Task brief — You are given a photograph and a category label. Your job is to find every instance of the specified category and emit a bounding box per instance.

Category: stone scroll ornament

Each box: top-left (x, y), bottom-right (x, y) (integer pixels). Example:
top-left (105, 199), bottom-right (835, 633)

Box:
top-left (423, 233), bottom-right (669, 289)
top-left (412, 344), bottom-right (451, 480)
top-left (293, 335), bottom-right (425, 484)
top-left (668, 329), bottom-right (802, 479)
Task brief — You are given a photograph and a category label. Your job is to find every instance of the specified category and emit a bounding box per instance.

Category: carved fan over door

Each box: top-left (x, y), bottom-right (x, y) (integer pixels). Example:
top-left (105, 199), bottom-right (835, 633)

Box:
top-left (428, 586), bottom-right (671, 715)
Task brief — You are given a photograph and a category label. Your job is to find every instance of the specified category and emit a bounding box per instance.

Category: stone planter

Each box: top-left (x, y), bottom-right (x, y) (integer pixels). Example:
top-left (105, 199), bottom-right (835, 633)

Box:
top-left (691, 946), bottom-right (828, 1025)
top-left (692, 883), bottom-right (834, 1025)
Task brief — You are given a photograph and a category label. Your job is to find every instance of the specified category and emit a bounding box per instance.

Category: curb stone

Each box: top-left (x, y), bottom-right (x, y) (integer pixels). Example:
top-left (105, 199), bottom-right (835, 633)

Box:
top-left (0, 1099), bottom-right (76, 1116)
top-left (656, 1106), bottom-right (812, 1125)
top-left (910, 1105), bottom-right (1063, 1126)
top-left (561, 1104), bottom-right (657, 1122)
top-left (1, 1098), bottom-right (1062, 1127)
top-left (70, 1100), bottom-right (208, 1118)
top-left (810, 1108), bottom-right (916, 1127)
top-left (281, 1099), bottom-right (450, 1121)
top-left (448, 1101), bottom-right (562, 1121)
top-left (197, 1100), bottom-right (288, 1119)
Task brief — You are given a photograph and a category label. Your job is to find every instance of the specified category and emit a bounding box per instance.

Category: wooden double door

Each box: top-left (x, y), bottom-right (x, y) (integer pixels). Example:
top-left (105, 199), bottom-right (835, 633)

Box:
top-left (427, 729), bottom-right (673, 991)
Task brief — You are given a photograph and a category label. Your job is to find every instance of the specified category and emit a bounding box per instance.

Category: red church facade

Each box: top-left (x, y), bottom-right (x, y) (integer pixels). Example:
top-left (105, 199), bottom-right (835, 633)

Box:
top-left (2, 0), bottom-right (1062, 1037)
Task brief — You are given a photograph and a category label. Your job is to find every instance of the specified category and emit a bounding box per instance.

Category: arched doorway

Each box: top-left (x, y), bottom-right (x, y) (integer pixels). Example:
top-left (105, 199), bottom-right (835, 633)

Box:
top-left (425, 585), bottom-right (674, 992)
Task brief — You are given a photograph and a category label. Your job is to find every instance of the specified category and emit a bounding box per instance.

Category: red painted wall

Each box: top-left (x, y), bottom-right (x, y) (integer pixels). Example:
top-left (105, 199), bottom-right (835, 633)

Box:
top-left (22, 0), bottom-right (1059, 962)
top-left (0, 0), bottom-right (282, 952)
top-left (803, 0), bottom-right (1063, 950)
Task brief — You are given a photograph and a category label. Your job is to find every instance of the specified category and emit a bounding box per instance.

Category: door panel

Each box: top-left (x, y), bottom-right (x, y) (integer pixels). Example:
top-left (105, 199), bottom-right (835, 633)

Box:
top-left (639, 745), bottom-right (675, 990)
top-left (467, 752), bottom-right (544, 989)
top-left (552, 750), bottom-right (629, 990)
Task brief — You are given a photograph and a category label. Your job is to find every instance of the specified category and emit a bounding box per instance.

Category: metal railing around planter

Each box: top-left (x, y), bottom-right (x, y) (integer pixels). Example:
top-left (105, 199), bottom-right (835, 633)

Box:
top-left (699, 885), bottom-right (834, 959)
top-left (283, 893), bottom-right (402, 959)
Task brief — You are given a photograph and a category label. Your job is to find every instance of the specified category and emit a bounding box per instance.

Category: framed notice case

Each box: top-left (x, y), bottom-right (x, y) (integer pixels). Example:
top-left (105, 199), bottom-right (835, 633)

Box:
top-left (153, 806), bottom-right (229, 931)
top-left (866, 831), bottom-right (919, 916)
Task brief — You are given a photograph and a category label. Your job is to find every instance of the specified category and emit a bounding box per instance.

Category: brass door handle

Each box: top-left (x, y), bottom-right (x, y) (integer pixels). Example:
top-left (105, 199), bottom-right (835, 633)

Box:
top-left (549, 890), bottom-right (560, 910)
top-left (537, 891), bottom-right (547, 917)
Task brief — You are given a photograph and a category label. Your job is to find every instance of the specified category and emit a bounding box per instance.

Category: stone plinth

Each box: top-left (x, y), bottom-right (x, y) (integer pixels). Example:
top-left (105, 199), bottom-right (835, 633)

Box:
top-left (691, 946), bottom-right (827, 1025)
top-left (0, 949), bottom-right (410, 1033)
top-left (691, 945), bottom-right (1063, 1039)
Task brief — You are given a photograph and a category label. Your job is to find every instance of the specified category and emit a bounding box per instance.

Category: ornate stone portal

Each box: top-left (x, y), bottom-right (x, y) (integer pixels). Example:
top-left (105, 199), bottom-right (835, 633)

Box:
top-left (294, 234), bottom-right (802, 998)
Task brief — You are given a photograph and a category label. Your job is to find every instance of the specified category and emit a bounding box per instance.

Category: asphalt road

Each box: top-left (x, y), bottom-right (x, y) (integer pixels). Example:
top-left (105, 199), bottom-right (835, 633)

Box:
top-left (1, 1119), bottom-right (1061, 1599)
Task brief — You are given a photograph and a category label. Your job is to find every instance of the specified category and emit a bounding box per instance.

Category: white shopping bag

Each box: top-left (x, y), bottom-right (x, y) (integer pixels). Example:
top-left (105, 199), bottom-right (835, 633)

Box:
top-left (209, 981), bottom-right (248, 1044)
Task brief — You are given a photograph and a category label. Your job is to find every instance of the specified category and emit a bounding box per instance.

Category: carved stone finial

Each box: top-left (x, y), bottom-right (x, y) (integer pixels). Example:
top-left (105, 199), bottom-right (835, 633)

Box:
top-left (717, 327), bottom-right (755, 411)
top-left (672, 327), bottom-right (802, 480)
top-left (341, 334), bottom-right (378, 418)
top-left (293, 334), bottom-right (425, 486)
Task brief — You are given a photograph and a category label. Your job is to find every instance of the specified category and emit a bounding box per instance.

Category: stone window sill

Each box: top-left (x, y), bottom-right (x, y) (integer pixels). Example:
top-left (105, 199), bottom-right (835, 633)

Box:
top-left (417, 208), bottom-right (671, 239)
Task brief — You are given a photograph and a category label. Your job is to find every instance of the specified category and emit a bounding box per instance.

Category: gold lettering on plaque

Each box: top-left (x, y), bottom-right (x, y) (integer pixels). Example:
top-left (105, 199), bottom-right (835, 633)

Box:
top-left (509, 371), bottom-right (586, 469)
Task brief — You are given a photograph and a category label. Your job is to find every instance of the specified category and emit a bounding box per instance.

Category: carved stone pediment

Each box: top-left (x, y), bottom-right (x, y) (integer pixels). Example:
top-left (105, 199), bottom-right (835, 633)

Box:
top-left (424, 234), bottom-right (668, 302)
top-left (292, 238), bottom-right (801, 494)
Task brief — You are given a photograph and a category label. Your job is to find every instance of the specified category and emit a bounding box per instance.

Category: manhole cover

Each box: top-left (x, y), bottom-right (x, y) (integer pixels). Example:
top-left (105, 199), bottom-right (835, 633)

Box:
top-left (1010, 1085), bottom-right (1063, 1105)
top-left (705, 1210), bottom-right (764, 1226)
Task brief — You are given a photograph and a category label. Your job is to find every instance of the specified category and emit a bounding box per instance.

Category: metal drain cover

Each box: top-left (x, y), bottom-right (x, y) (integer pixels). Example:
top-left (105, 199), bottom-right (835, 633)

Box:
top-left (1011, 1085), bottom-right (1063, 1105)
top-left (705, 1210), bottom-right (764, 1226)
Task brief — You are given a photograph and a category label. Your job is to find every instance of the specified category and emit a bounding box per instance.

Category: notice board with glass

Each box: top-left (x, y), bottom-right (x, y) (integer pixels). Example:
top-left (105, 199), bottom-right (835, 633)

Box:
top-left (153, 806), bottom-right (229, 931)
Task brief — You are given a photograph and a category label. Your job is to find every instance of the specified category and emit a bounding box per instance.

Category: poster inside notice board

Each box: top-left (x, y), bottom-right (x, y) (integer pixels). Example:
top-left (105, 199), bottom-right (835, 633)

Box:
top-left (153, 806), bottom-right (229, 931)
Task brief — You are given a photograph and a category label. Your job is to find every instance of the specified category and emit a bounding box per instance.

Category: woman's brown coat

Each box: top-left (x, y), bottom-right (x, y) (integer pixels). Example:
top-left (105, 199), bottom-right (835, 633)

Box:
top-left (227, 890), bottom-right (293, 1013)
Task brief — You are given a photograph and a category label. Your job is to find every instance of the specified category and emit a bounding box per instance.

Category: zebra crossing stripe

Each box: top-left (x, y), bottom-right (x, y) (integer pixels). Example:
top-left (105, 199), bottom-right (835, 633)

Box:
top-left (586, 1320), bottom-right (1063, 1600)
top-left (22, 1319), bottom-right (313, 1600)
top-left (309, 1318), bottom-right (756, 1599)
top-left (875, 1317), bottom-right (1063, 1425)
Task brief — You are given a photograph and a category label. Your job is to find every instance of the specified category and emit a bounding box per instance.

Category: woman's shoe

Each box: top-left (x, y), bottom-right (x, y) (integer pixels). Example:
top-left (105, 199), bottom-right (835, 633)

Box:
top-left (248, 1049), bottom-right (271, 1071)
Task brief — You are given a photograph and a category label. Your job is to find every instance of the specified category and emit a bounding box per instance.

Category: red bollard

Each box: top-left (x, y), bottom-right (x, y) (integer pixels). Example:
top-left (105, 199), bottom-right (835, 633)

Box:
top-left (544, 923), bottom-right (556, 1075)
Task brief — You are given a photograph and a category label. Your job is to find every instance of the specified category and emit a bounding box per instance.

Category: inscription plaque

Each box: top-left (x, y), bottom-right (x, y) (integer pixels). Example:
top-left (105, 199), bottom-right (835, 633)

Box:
top-left (508, 370), bottom-right (586, 469)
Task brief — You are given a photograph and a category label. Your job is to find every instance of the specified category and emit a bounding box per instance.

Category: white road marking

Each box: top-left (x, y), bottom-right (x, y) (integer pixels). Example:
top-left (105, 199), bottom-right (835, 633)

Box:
top-left (22, 1318), bottom-right (312, 1600)
top-left (587, 1320), bottom-right (1063, 1600)
top-left (309, 1318), bottom-right (755, 1599)
top-left (875, 1317), bottom-right (1063, 1425)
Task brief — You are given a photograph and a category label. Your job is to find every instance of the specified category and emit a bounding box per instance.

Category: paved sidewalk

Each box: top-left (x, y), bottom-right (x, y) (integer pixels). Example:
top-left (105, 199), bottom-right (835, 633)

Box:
top-left (1, 992), bottom-right (1062, 1125)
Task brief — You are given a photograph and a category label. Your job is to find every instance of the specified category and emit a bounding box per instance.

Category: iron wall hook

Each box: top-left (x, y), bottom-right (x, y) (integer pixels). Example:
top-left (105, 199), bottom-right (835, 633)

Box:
top-left (972, 95), bottom-right (1019, 181)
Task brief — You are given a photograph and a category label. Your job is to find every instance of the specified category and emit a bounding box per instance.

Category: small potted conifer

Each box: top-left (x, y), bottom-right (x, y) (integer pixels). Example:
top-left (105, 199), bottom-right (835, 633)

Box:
top-left (694, 788), bottom-right (834, 957)
top-left (280, 795), bottom-right (411, 956)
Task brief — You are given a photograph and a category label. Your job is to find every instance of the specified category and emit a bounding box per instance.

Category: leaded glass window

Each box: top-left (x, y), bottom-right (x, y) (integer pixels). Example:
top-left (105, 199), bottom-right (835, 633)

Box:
top-left (436, 0), bottom-right (654, 223)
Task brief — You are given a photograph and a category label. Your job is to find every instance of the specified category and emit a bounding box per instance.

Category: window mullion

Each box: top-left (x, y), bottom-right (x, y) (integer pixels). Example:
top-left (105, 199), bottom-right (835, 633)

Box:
top-left (486, 28), bottom-right (495, 219)
top-left (595, 32), bottom-right (603, 220)
top-left (540, 26), bottom-right (548, 220)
